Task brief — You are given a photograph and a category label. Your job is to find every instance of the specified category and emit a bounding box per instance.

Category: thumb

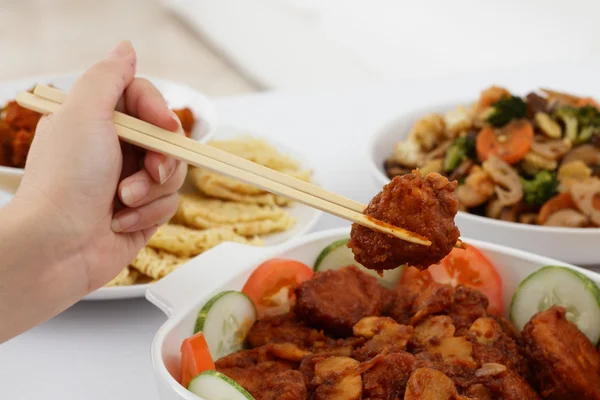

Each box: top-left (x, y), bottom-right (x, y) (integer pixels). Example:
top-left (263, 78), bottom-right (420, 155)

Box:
top-left (64, 41), bottom-right (137, 121)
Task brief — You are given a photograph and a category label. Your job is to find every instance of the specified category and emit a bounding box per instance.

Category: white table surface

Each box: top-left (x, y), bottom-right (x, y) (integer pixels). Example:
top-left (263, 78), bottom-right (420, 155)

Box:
top-left (2, 60), bottom-right (600, 399)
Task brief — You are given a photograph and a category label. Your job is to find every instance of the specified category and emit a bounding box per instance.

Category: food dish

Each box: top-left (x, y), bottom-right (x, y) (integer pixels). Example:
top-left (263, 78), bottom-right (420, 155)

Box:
top-left (368, 89), bottom-right (600, 266)
top-left (88, 129), bottom-right (322, 300)
top-left (384, 87), bottom-right (599, 228)
top-left (147, 227), bottom-right (600, 400)
top-left (0, 73), bottom-right (218, 178)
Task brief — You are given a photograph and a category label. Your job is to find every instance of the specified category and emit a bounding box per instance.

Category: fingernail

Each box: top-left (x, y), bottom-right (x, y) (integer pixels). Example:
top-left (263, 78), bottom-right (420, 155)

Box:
top-left (120, 180), bottom-right (150, 206)
top-left (111, 210), bottom-right (140, 233)
top-left (158, 157), bottom-right (176, 184)
top-left (169, 110), bottom-right (182, 127)
top-left (108, 41), bottom-right (132, 58)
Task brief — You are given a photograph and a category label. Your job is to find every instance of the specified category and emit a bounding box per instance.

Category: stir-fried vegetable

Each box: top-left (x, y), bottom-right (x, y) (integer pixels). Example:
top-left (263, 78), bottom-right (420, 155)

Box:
top-left (521, 171), bottom-right (559, 206)
top-left (385, 85), bottom-right (600, 228)
top-left (485, 96), bottom-right (527, 128)
top-left (443, 135), bottom-right (476, 172)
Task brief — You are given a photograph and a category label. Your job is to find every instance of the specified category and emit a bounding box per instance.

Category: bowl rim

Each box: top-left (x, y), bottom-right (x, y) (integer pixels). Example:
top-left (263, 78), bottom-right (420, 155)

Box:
top-left (0, 71), bottom-right (219, 177)
top-left (367, 100), bottom-right (600, 235)
top-left (148, 226), bottom-right (600, 399)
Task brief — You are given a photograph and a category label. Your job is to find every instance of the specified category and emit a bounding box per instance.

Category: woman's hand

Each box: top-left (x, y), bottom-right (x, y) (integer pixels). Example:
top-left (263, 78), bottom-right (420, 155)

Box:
top-left (15, 41), bottom-right (187, 292)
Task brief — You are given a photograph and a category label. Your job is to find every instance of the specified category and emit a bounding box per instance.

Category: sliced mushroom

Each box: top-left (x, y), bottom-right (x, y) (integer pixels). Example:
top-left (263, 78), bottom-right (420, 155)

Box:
top-left (534, 112), bottom-right (562, 139)
top-left (562, 144), bottom-right (600, 166)
top-left (475, 363), bottom-right (508, 378)
top-left (314, 357), bottom-right (362, 400)
top-left (569, 178), bottom-right (600, 226)
top-left (448, 159), bottom-right (474, 182)
top-left (456, 184), bottom-right (489, 208)
top-left (423, 139), bottom-right (453, 162)
top-left (415, 316), bottom-right (456, 345)
top-left (544, 209), bottom-right (589, 228)
top-left (482, 156), bottom-right (524, 206)
top-left (405, 368), bottom-right (458, 400)
top-left (530, 137), bottom-right (571, 160)
top-left (519, 213), bottom-right (538, 225)
top-left (486, 198), bottom-right (505, 219)
top-left (522, 152), bottom-right (558, 172)
top-left (465, 166), bottom-right (495, 197)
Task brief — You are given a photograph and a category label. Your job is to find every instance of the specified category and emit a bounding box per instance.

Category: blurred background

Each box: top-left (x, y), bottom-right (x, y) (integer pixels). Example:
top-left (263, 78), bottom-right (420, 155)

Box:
top-left (2, 0), bottom-right (600, 96)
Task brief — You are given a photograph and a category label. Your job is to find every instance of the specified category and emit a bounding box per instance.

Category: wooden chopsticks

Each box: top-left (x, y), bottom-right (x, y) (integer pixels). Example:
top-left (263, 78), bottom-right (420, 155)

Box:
top-left (16, 84), bottom-right (432, 246)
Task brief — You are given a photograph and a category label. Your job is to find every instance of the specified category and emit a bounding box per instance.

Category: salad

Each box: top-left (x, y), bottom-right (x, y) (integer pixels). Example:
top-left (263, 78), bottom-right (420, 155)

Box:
top-left (384, 86), bottom-right (600, 228)
top-left (176, 238), bottom-right (600, 399)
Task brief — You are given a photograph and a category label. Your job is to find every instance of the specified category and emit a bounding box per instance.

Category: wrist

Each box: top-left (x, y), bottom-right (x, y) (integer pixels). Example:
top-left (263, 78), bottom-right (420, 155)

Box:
top-left (4, 196), bottom-right (89, 295)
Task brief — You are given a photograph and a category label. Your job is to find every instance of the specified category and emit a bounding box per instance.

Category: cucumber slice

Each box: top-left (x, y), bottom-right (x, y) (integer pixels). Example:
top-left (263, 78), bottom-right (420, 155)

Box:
top-left (510, 266), bottom-right (600, 344)
top-left (313, 238), bottom-right (404, 289)
top-left (187, 370), bottom-right (254, 400)
top-left (194, 291), bottom-right (257, 359)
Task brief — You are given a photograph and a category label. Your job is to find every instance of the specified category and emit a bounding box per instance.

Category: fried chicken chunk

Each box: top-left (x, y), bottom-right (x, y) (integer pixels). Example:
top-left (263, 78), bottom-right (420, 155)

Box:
top-left (522, 306), bottom-right (600, 400)
top-left (295, 266), bottom-right (383, 336)
top-left (348, 170), bottom-right (460, 271)
top-left (246, 313), bottom-right (330, 349)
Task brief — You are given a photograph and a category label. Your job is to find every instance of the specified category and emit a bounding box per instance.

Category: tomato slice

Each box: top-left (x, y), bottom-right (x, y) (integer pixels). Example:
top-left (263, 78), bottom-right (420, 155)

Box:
top-left (430, 246), bottom-right (503, 315)
top-left (242, 258), bottom-right (314, 319)
top-left (180, 331), bottom-right (215, 388)
top-left (399, 245), bottom-right (503, 316)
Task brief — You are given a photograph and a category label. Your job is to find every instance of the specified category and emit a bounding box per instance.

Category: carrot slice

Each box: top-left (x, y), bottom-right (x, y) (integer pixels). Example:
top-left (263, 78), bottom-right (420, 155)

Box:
top-left (538, 193), bottom-right (576, 225)
top-left (476, 120), bottom-right (534, 164)
top-left (476, 86), bottom-right (511, 112)
top-left (180, 331), bottom-right (215, 388)
top-left (575, 97), bottom-right (600, 110)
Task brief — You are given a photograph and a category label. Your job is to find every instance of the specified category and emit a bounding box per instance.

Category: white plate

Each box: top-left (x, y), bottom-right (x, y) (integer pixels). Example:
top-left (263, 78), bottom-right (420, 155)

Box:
top-left (145, 227), bottom-right (600, 400)
top-left (368, 100), bottom-right (600, 267)
top-left (85, 124), bottom-right (322, 300)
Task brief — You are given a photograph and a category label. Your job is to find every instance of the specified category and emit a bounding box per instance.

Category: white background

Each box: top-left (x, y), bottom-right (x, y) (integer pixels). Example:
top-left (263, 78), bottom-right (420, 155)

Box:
top-left (2, 61), bottom-right (600, 398)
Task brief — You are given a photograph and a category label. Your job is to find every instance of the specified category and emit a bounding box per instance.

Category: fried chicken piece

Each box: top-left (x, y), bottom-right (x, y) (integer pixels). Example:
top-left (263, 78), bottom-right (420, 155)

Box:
top-left (410, 284), bottom-right (488, 334)
top-left (0, 121), bottom-right (13, 167)
top-left (361, 352), bottom-right (416, 399)
top-left (522, 306), bottom-right (600, 400)
top-left (410, 283), bottom-right (455, 326)
top-left (384, 266), bottom-right (432, 324)
top-left (11, 129), bottom-right (34, 168)
top-left (468, 317), bottom-right (529, 377)
top-left (259, 370), bottom-right (307, 400)
top-left (348, 170), bottom-right (460, 270)
top-left (216, 346), bottom-right (307, 399)
top-left (295, 266), bottom-right (383, 336)
top-left (404, 367), bottom-right (459, 400)
top-left (485, 370), bottom-right (541, 400)
top-left (172, 107), bottom-right (195, 137)
top-left (246, 313), bottom-right (331, 349)
top-left (448, 286), bottom-right (489, 335)
top-left (3, 101), bottom-right (42, 131)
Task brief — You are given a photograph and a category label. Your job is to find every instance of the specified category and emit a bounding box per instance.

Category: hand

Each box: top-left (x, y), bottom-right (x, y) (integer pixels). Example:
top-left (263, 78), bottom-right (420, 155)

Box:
top-left (14, 41), bottom-right (187, 292)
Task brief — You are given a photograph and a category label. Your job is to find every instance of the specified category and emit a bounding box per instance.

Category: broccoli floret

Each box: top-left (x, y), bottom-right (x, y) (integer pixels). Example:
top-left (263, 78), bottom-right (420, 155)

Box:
top-left (520, 171), bottom-right (559, 206)
top-left (443, 135), bottom-right (476, 172)
top-left (554, 105), bottom-right (600, 143)
top-left (486, 96), bottom-right (527, 128)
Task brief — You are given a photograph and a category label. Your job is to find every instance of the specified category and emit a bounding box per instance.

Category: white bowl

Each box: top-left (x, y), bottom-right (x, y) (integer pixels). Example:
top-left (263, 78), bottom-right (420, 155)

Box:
top-left (0, 72), bottom-right (219, 181)
top-left (368, 102), bottom-right (600, 267)
top-left (146, 226), bottom-right (600, 400)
